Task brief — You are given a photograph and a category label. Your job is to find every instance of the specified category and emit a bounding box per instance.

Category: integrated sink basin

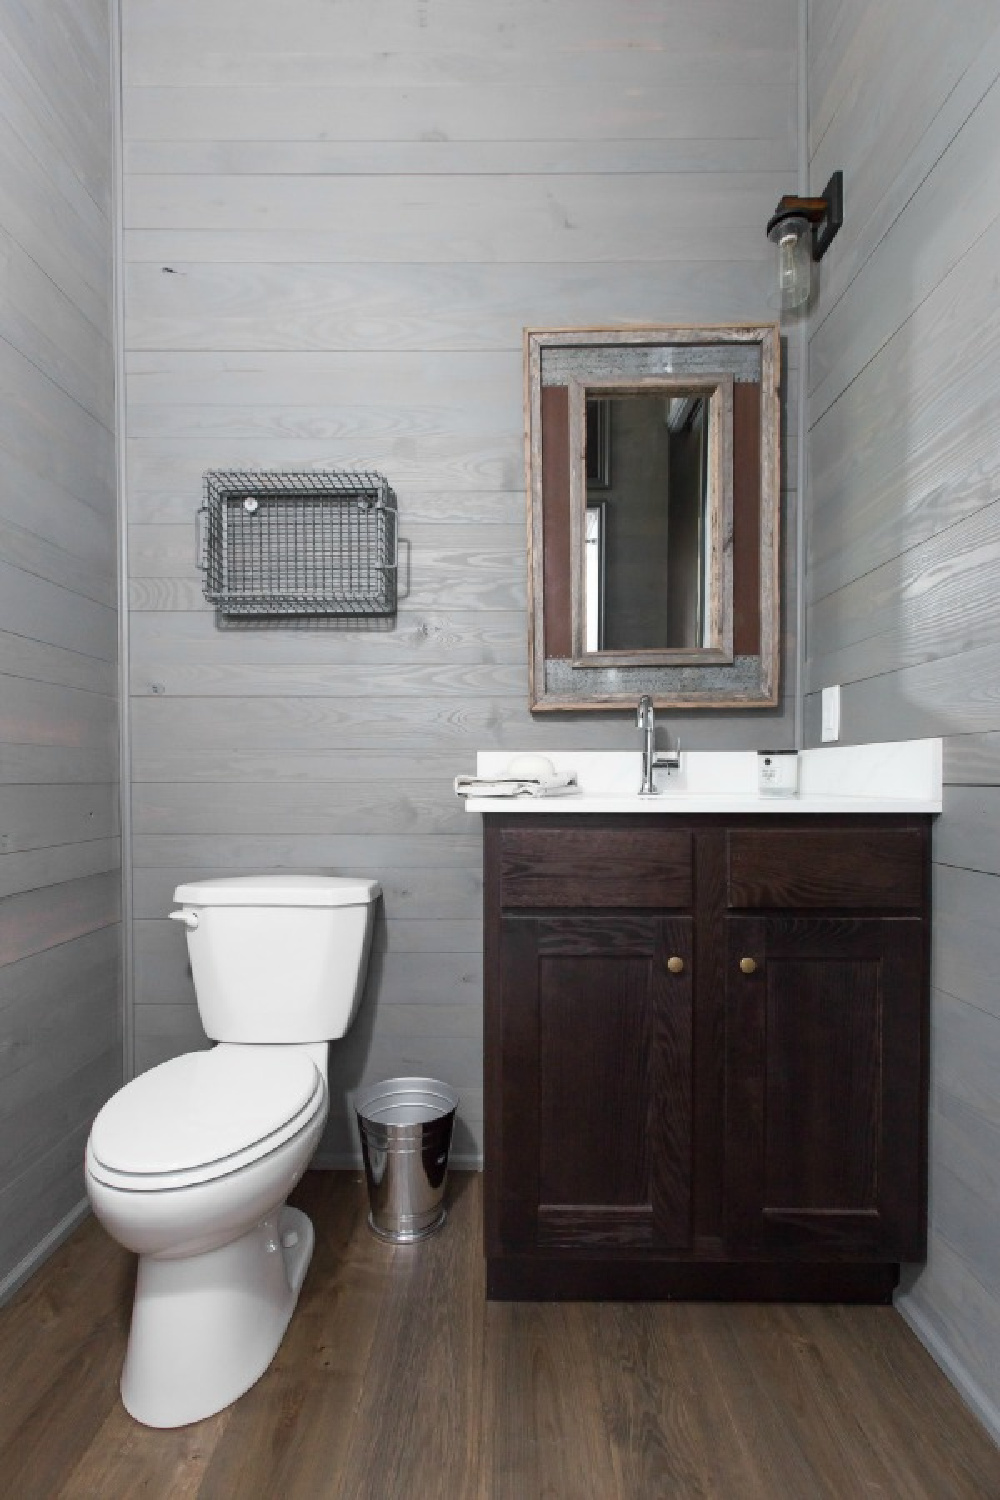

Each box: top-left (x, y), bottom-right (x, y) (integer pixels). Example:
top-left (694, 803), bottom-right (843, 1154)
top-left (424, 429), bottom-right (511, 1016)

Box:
top-left (465, 740), bottom-right (942, 815)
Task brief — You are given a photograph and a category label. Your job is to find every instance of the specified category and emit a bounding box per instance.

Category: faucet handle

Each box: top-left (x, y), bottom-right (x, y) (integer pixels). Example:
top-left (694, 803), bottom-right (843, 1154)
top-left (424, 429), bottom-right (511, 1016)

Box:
top-left (654, 737), bottom-right (682, 771)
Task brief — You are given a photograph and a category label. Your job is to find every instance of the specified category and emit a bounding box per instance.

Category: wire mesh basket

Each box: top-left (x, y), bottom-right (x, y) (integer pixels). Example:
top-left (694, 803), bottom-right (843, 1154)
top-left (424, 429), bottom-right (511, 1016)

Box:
top-left (199, 470), bottom-right (398, 619)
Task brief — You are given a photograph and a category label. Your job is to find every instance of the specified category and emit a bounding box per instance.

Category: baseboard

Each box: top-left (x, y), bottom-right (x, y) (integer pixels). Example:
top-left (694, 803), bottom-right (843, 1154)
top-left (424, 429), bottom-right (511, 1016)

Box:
top-left (895, 1295), bottom-right (1000, 1449)
top-left (311, 1150), bottom-right (483, 1172)
top-left (0, 1199), bottom-right (91, 1308)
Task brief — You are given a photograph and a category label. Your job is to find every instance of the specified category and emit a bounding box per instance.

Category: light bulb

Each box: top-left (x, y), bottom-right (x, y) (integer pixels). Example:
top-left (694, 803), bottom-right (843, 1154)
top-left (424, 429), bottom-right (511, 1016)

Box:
top-left (768, 214), bottom-right (812, 312)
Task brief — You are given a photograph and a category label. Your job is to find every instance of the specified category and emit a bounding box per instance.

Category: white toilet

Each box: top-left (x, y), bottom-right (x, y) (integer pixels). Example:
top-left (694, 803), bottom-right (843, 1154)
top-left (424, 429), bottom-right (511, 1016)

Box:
top-left (85, 873), bottom-right (380, 1429)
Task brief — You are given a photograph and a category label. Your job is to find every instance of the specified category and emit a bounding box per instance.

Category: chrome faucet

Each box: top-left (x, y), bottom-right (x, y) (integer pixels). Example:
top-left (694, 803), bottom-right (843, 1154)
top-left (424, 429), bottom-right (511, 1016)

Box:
top-left (637, 695), bottom-right (681, 796)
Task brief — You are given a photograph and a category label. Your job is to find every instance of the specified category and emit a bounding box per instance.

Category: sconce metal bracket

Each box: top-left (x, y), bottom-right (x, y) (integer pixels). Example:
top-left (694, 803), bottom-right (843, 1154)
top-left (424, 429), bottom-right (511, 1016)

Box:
top-left (766, 170), bottom-right (844, 261)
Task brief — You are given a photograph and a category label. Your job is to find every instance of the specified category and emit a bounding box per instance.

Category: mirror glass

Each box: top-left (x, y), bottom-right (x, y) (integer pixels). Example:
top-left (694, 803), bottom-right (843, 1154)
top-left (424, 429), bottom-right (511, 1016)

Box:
top-left (526, 325), bottom-right (780, 711)
top-left (585, 392), bottom-right (710, 653)
top-left (570, 377), bottom-right (733, 668)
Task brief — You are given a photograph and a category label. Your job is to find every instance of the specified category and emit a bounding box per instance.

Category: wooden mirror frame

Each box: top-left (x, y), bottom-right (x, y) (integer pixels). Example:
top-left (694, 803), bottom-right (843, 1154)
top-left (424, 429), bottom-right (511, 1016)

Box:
top-left (525, 324), bottom-right (781, 711)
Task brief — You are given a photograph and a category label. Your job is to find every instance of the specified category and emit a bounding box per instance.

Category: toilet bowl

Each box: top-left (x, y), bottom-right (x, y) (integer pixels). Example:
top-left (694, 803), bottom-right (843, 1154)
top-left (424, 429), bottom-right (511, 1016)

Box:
top-left (85, 874), bottom-right (379, 1428)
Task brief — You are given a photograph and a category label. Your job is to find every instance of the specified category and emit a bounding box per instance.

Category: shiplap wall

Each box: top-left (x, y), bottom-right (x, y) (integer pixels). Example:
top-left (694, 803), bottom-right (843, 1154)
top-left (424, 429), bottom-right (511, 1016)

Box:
top-left (0, 0), bottom-right (120, 1294)
top-left (122, 0), bottom-right (798, 1164)
top-left (805, 0), bottom-right (1000, 1438)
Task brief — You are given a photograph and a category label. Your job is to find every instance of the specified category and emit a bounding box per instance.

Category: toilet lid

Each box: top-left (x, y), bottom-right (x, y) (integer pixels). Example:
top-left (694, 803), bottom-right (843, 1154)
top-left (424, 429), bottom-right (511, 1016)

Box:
top-left (89, 1047), bottom-right (322, 1176)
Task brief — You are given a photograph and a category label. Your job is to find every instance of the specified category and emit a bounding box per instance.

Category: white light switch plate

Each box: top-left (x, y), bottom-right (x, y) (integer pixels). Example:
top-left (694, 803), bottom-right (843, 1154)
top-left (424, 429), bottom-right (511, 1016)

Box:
top-left (821, 684), bottom-right (841, 743)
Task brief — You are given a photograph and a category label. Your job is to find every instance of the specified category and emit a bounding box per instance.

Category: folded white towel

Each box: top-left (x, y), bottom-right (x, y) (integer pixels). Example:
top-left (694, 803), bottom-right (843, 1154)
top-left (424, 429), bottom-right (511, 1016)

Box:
top-left (454, 771), bottom-right (579, 799)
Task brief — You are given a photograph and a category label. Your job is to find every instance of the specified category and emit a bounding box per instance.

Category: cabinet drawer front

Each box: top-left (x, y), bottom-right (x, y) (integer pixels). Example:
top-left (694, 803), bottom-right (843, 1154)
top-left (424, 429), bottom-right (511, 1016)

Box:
top-left (727, 830), bottom-right (924, 910)
top-left (500, 828), bottom-right (692, 908)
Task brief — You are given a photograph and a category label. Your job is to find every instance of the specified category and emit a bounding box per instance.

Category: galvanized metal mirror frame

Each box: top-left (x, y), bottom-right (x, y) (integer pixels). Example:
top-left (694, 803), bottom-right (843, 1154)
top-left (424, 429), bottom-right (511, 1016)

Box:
top-left (525, 324), bottom-right (781, 712)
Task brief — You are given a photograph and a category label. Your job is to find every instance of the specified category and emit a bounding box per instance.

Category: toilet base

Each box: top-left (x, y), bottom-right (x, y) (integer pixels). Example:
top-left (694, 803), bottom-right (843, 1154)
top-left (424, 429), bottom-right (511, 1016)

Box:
top-left (121, 1204), bottom-right (314, 1428)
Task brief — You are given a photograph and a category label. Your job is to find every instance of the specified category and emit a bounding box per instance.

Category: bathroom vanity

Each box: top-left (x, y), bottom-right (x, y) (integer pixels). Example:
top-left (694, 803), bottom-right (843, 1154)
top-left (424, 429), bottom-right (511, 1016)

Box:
top-left (471, 744), bottom-right (941, 1303)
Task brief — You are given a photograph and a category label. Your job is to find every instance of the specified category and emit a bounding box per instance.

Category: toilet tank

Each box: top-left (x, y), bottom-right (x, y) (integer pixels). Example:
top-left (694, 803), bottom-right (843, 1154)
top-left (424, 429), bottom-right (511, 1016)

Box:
top-left (171, 875), bottom-right (381, 1043)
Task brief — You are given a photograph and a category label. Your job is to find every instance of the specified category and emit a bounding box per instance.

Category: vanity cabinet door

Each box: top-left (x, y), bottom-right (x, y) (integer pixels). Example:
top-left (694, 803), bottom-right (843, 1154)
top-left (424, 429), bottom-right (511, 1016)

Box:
top-left (494, 912), bottom-right (694, 1254)
top-left (724, 915), bottom-right (926, 1261)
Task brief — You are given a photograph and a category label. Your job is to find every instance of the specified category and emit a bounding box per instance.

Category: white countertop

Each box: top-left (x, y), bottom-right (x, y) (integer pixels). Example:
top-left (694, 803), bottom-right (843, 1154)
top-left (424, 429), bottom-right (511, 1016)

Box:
top-left (462, 740), bottom-right (943, 815)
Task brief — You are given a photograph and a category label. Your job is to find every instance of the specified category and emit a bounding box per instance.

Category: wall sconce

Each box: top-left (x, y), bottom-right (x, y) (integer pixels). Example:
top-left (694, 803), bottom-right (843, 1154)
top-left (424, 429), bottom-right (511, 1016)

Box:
top-left (766, 170), bottom-right (843, 312)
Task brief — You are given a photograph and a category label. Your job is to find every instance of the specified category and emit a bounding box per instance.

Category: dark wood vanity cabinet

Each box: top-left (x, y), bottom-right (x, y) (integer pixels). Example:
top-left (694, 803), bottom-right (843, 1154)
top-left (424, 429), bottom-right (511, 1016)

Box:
top-left (483, 814), bottom-right (931, 1302)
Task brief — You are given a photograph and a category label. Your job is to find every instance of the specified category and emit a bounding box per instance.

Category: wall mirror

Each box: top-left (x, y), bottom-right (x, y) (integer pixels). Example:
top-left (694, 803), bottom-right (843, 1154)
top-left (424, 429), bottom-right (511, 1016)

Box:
top-left (526, 324), bottom-right (781, 711)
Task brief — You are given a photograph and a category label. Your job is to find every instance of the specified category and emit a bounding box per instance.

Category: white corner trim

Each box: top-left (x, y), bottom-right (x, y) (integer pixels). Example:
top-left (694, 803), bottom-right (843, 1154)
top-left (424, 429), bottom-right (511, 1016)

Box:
top-left (0, 1200), bottom-right (91, 1308)
top-left (110, 0), bottom-right (134, 1083)
top-left (895, 1295), bottom-right (1000, 1450)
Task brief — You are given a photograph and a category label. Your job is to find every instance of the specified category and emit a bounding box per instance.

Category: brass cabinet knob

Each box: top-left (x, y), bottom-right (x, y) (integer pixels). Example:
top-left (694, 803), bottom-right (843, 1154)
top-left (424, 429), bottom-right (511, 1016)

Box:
top-left (739, 957), bottom-right (758, 975)
top-left (667, 955), bottom-right (685, 975)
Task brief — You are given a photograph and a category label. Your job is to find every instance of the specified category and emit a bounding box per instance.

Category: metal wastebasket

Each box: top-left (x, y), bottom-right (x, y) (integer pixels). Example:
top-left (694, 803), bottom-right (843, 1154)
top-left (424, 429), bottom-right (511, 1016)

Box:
top-left (355, 1077), bottom-right (458, 1242)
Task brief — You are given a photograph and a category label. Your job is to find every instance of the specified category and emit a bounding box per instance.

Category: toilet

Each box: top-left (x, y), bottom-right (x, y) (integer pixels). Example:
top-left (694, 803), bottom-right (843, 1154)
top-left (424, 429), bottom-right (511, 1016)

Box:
top-left (85, 873), bottom-right (380, 1429)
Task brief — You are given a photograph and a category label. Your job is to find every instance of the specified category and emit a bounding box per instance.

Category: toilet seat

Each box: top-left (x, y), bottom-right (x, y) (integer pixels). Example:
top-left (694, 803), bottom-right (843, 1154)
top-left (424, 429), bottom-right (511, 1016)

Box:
top-left (87, 1046), bottom-right (326, 1193)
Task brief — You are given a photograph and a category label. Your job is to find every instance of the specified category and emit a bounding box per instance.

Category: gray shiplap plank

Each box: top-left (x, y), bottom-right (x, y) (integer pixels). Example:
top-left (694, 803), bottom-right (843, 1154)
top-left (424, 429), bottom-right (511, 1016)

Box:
top-left (0, 839), bottom-right (119, 900)
top-left (0, 1046), bottom-right (120, 1188)
top-left (124, 259), bottom-right (775, 356)
top-left (930, 986), bottom-right (1000, 1130)
top-left (132, 746), bottom-right (493, 787)
top-left (932, 1089), bottom-right (1000, 1211)
top-left (0, 1126), bottom-right (91, 1286)
top-left (131, 831), bottom-right (482, 870)
top-left (0, 632), bottom-right (117, 696)
top-left (0, 872), bottom-right (121, 967)
top-left (0, 516), bottom-right (116, 609)
top-left (123, 0), bottom-right (794, 70)
top-left (131, 783), bottom-right (472, 837)
top-left (933, 785), bottom-right (1000, 877)
top-left (0, 560), bottom-right (118, 660)
top-left (0, 744), bottom-right (120, 785)
top-left (931, 867), bottom-right (1000, 1024)
top-left (0, 23), bottom-right (109, 215)
top-left (125, 347), bottom-right (522, 416)
top-left (129, 608), bottom-right (526, 674)
top-left (0, 225), bottom-right (113, 424)
top-left (132, 661), bottom-right (525, 700)
top-left (0, 450), bottom-right (119, 565)
top-left (123, 89), bottom-right (790, 148)
top-left (943, 733), bottom-right (1000, 787)
top-left (929, 1140), bottom-right (1000, 1304)
top-left (803, 638), bottom-right (1000, 746)
top-left (125, 138), bottom-right (795, 177)
top-left (0, 784), bottom-right (119, 853)
top-left (0, 924), bottom-right (120, 1043)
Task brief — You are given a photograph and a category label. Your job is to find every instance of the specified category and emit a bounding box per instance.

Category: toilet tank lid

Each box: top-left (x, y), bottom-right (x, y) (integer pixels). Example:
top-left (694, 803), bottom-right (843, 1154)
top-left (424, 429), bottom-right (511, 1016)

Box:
top-left (172, 874), bottom-right (381, 907)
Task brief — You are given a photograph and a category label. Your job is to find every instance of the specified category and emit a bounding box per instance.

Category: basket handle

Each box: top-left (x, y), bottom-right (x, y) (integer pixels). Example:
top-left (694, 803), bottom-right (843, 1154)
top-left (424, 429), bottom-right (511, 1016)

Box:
top-left (195, 506), bottom-right (207, 570)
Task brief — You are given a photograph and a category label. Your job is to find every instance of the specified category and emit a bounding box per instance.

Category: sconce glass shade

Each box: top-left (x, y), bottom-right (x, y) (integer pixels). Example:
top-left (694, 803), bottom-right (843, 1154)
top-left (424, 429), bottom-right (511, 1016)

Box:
top-left (768, 214), bottom-right (812, 311)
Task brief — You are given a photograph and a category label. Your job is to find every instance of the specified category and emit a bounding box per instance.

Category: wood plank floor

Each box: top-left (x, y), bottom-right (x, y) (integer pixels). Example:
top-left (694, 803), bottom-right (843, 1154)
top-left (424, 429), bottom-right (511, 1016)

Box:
top-left (1, 1171), bottom-right (998, 1498)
